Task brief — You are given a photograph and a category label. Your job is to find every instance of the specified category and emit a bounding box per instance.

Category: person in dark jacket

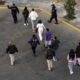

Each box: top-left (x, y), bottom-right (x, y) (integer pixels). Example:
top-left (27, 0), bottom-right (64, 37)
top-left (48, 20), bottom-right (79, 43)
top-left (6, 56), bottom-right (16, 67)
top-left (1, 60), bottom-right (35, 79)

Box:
top-left (75, 42), bottom-right (80, 66)
top-left (48, 4), bottom-right (58, 24)
top-left (6, 41), bottom-right (18, 66)
top-left (7, 3), bottom-right (19, 24)
top-left (22, 6), bottom-right (29, 26)
top-left (28, 34), bottom-right (40, 56)
top-left (45, 46), bottom-right (54, 71)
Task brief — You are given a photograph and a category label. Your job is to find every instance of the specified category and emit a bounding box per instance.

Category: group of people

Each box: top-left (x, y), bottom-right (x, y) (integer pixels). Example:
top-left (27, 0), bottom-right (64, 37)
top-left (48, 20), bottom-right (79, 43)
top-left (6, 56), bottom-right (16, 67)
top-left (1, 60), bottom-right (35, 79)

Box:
top-left (6, 3), bottom-right (80, 76)
top-left (67, 43), bottom-right (80, 75)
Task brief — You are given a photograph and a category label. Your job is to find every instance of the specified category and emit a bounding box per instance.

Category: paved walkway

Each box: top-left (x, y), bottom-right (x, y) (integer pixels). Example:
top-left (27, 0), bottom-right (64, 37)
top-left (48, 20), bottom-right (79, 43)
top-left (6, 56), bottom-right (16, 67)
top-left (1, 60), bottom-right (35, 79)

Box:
top-left (0, 9), bottom-right (80, 80)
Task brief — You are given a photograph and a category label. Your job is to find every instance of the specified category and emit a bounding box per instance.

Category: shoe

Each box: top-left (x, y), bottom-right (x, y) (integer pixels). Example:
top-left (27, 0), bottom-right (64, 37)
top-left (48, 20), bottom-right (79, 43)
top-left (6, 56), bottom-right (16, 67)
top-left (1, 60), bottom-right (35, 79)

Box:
top-left (55, 22), bottom-right (58, 24)
top-left (24, 23), bottom-right (26, 26)
top-left (70, 71), bottom-right (74, 75)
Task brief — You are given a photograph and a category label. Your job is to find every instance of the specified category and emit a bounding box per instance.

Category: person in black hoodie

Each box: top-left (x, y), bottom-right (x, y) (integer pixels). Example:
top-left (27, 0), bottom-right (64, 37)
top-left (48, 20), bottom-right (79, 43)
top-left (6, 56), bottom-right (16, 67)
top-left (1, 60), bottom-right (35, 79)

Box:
top-left (28, 34), bottom-right (40, 56)
top-left (45, 46), bottom-right (54, 71)
top-left (48, 4), bottom-right (58, 24)
top-left (75, 42), bottom-right (80, 66)
top-left (6, 41), bottom-right (18, 66)
top-left (7, 3), bottom-right (19, 24)
top-left (22, 6), bottom-right (29, 26)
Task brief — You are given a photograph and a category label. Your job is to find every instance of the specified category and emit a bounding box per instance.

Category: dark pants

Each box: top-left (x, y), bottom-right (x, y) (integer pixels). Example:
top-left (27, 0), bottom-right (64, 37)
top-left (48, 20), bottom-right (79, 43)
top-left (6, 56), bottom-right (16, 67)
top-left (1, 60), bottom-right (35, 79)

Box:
top-left (32, 46), bottom-right (36, 56)
top-left (24, 16), bottom-right (28, 23)
top-left (49, 15), bottom-right (58, 23)
top-left (12, 14), bottom-right (18, 23)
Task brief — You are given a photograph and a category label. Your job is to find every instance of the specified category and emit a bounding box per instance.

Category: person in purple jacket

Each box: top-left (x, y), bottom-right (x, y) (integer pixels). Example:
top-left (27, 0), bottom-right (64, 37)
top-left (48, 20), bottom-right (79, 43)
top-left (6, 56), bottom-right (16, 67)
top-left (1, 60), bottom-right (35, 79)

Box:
top-left (44, 28), bottom-right (52, 48)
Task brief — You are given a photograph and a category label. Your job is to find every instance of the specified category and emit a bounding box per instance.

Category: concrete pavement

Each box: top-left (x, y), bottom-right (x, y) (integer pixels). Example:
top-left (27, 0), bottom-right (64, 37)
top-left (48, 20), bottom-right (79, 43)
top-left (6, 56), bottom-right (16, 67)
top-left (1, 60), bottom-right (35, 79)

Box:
top-left (0, 9), bottom-right (80, 80)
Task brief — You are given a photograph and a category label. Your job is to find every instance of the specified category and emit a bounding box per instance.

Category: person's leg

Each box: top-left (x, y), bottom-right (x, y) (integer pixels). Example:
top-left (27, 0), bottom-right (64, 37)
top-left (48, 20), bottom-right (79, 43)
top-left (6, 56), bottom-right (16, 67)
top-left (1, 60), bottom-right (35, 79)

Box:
top-left (45, 41), bottom-right (48, 48)
top-left (48, 15), bottom-right (54, 23)
top-left (38, 31), bottom-right (43, 41)
top-left (77, 58), bottom-right (80, 65)
top-left (9, 54), bottom-right (14, 65)
top-left (68, 62), bottom-right (74, 75)
top-left (31, 20), bottom-right (35, 31)
top-left (54, 16), bottom-right (58, 24)
top-left (50, 60), bottom-right (53, 70)
top-left (47, 60), bottom-right (51, 71)
top-left (32, 47), bottom-right (36, 56)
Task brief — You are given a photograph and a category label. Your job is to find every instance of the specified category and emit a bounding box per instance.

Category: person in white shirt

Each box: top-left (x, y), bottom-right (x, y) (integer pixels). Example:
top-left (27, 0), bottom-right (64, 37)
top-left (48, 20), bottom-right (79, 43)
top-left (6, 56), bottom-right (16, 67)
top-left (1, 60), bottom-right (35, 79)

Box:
top-left (29, 8), bottom-right (38, 32)
top-left (36, 20), bottom-right (46, 41)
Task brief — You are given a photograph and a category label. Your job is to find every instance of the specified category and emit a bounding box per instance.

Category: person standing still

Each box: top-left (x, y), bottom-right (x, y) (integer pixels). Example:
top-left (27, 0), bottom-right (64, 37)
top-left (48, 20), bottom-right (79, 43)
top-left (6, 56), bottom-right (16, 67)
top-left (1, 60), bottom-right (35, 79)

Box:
top-left (7, 3), bottom-right (19, 24)
top-left (67, 49), bottom-right (76, 75)
top-left (22, 6), bottom-right (29, 26)
top-left (29, 8), bottom-right (38, 32)
top-left (45, 46), bottom-right (54, 71)
top-left (48, 4), bottom-right (58, 24)
top-left (6, 41), bottom-right (18, 66)
top-left (28, 34), bottom-right (40, 56)
top-left (36, 20), bottom-right (46, 41)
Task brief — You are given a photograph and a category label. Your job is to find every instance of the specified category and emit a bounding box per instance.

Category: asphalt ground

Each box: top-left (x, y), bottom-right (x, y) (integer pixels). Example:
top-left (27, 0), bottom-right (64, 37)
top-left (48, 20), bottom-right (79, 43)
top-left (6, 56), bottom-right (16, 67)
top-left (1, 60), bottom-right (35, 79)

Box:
top-left (0, 10), bottom-right (80, 80)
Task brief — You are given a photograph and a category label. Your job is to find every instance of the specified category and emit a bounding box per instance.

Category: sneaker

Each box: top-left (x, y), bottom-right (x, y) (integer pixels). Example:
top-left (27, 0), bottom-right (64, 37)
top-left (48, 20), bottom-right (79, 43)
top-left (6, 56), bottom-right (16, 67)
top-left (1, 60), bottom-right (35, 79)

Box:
top-left (70, 71), bottom-right (74, 75)
top-left (24, 23), bottom-right (26, 26)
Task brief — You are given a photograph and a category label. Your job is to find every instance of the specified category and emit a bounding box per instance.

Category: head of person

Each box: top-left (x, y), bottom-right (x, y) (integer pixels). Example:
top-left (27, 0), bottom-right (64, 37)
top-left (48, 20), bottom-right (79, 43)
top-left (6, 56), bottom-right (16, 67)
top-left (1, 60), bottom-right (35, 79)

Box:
top-left (32, 34), bottom-right (36, 38)
top-left (24, 6), bottom-right (28, 11)
top-left (51, 4), bottom-right (56, 8)
top-left (69, 49), bottom-right (75, 60)
top-left (46, 28), bottom-right (49, 32)
top-left (13, 3), bottom-right (15, 6)
top-left (32, 8), bottom-right (35, 11)
top-left (78, 42), bottom-right (80, 46)
top-left (38, 20), bottom-right (42, 24)
top-left (8, 40), bottom-right (13, 45)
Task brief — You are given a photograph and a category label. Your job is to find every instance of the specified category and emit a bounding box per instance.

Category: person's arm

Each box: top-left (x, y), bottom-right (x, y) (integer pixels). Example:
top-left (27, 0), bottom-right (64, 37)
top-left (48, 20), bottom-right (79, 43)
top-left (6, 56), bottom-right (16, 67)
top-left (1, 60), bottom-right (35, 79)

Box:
top-left (7, 5), bottom-right (11, 9)
top-left (14, 45), bottom-right (18, 52)
top-left (16, 7), bottom-right (19, 14)
top-left (6, 46), bottom-right (9, 53)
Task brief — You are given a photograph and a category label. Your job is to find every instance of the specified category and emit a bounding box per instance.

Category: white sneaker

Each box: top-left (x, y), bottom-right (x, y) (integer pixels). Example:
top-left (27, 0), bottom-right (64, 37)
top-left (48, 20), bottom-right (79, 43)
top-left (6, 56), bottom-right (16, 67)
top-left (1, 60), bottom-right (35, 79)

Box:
top-left (24, 23), bottom-right (26, 26)
top-left (70, 71), bottom-right (74, 75)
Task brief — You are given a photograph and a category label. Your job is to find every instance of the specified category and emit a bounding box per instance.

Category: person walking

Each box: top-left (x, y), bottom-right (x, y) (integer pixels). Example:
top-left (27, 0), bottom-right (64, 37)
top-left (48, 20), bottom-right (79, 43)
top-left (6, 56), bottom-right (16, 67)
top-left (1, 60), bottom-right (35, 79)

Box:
top-left (7, 3), bottom-right (19, 24)
top-left (44, 28), bottom-right (52, 48)
top-left (29, 8), bottom-right (38, 32)
top-left (28, 34), bottom-right (40, 56)
top-left (6, 41), bottom-right (18, 66)
top-left (48, 4), bottom-right (58, 24)
top-left (45, 46), bottom-right (54, 71)
top-left (36, 20), bottom-right (46, 41)
top-left (22, 6), bottom-right (29, 26)
top-left (75, 42), bottom-right (80, 66)
top-left (67, 49), bottom-right (76, 75)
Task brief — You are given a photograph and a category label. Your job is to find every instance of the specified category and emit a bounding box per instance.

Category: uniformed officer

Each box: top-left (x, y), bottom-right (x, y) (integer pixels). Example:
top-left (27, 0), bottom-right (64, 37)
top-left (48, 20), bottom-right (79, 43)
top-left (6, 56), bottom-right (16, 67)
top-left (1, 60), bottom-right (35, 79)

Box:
top-left (48, 4), bottom-right (58, 24)
top-left (7, 3), bottom-right (19, 24)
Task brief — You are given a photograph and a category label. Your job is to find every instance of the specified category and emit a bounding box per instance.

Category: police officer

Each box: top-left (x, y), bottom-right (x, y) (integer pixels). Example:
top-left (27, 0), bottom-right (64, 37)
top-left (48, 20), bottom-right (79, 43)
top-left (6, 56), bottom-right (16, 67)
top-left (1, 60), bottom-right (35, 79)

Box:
top-left (7, 3), bottom-right (19, 24)
top-left (48, 4), bottom-right (58, 24)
